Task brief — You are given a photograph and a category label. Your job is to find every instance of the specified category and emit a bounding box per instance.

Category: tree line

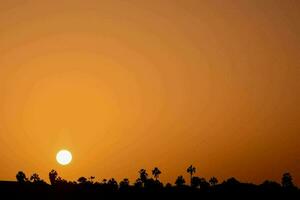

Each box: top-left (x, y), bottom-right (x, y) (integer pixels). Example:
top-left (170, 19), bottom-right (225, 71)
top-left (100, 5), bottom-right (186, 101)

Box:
top-left (15, 165), bottom-right (298, 192)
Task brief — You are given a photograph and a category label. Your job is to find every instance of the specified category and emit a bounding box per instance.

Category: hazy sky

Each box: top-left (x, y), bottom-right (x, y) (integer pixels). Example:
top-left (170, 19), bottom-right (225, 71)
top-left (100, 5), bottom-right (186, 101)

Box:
top-left (0, 0), bottom-right (299, 185)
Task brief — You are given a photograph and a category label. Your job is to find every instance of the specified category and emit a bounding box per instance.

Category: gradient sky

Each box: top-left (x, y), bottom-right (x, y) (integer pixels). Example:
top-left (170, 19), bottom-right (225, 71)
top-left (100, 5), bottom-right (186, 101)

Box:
top-left (0, 0), bottom-right (299, 185)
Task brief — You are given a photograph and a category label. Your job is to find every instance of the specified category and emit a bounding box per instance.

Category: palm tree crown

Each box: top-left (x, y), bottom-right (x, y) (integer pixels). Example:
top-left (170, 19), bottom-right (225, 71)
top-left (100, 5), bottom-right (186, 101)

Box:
top-left (152, 167), bottom-right (162, 180)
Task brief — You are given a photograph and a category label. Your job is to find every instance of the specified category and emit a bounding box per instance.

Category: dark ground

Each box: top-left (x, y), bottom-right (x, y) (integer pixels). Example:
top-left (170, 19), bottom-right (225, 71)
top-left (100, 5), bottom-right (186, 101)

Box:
top-left (0, 180), bottom-right (299, 200)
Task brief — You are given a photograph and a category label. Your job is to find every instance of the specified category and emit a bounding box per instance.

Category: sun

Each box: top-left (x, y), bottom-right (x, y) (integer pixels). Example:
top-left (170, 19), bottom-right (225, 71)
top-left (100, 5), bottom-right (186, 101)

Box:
top-left (56, 150), bottom-right (72, 165)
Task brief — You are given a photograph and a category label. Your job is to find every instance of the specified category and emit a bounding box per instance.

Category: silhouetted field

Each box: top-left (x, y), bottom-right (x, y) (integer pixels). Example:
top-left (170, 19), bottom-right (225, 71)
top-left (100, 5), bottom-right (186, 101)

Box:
top-left (0, 166), bottom-right (299, 199)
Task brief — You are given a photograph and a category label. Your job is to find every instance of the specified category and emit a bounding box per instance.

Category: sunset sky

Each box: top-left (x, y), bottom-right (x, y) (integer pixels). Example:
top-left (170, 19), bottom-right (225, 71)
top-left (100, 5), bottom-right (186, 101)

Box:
top-left (0, 0), bottom-right (299, 185)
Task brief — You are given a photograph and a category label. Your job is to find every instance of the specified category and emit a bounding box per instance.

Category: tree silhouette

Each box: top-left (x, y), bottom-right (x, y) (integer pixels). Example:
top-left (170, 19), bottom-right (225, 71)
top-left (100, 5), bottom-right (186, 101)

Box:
top-left (119, 178), bottom-right (130, 190)
top-left (175, 175), bottom-right (185, 187)
top-left (138, 169), bottom-right (148, 186)
top-left (16, 171), bottom-right (28, 183)
top-left (102, 179), bottom-right (107, 184)
top-left (260, 180), bottom-right (281, 191)
top-left (191, 176), bottom-right (209, 189)
top-left (209, 177), bottom-right (218, 186)
top-left (89, 176), bottom-right (95, 183)
top-left (107, 178), bottom-right (118, 190)
top-left (30, 173), bottom-right (41, 182)
top-left (191, 176), bottom-right (201, 188)
top-left (29, 173), bottom-right (45, 184)
top-left (134, 178), bottom-right (143, 188)
top-left (49, 170), bottom-right (58, 185)
top-left (223, 177), bottom-right (240, 187)
top-left (78, 177), bottom-right (87, 184)
top-left (9, 167), bottom-right (300, 198)
top-left (152, 167), bottom-right (161, 181)
top-left (166, 183), bottom-right (172, 188)
top-left (187, 165), bottom-right (196, 185)
top-left (199, 177), bottom-right (209, 190)
top-left (281, 172), bottom-right (294, 189)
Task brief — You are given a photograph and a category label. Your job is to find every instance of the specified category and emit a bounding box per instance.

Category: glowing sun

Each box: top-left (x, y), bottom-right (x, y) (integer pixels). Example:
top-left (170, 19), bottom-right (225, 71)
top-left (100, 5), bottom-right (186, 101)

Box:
top-left (56, 150), bottom-right (72, 165)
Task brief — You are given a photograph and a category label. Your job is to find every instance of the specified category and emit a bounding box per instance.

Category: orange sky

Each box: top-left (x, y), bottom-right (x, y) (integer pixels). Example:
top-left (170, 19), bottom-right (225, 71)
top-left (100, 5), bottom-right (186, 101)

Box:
top-left (0, 0), bottom-right (299, 185)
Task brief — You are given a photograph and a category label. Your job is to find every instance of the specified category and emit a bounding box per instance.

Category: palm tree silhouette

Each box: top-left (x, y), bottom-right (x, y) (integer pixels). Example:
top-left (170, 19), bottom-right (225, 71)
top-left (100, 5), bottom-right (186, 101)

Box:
top-left (152, 167), bottom-right (161, 181)
top-left (187, 165), bottom-right (196, 185)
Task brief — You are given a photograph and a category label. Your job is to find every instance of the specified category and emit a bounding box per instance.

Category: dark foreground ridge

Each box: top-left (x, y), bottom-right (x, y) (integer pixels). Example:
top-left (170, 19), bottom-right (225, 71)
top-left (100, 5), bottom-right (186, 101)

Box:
top-left (0, 166), bottom-right (299, 199)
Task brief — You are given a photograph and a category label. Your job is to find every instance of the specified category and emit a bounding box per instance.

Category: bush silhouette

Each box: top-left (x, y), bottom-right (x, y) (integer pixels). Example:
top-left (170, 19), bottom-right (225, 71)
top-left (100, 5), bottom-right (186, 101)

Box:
top-left (77, 177), bottom-right (87, 184)
top-left (119, 178), bottom-right (130, 190)
top-left (175, 175), bottom-right (186, 187)
top-left (209, 177), bottom-right (218, 186)
top-left (16, 171), bottom-right (27, 183)
top-left (282, 172), bottom-right (294, 189)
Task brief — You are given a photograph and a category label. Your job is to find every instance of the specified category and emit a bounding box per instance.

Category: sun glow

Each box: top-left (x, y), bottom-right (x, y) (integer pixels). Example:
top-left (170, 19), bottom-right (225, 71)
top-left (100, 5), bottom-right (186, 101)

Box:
top-left (56, 150), bottom-right (72, 166)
